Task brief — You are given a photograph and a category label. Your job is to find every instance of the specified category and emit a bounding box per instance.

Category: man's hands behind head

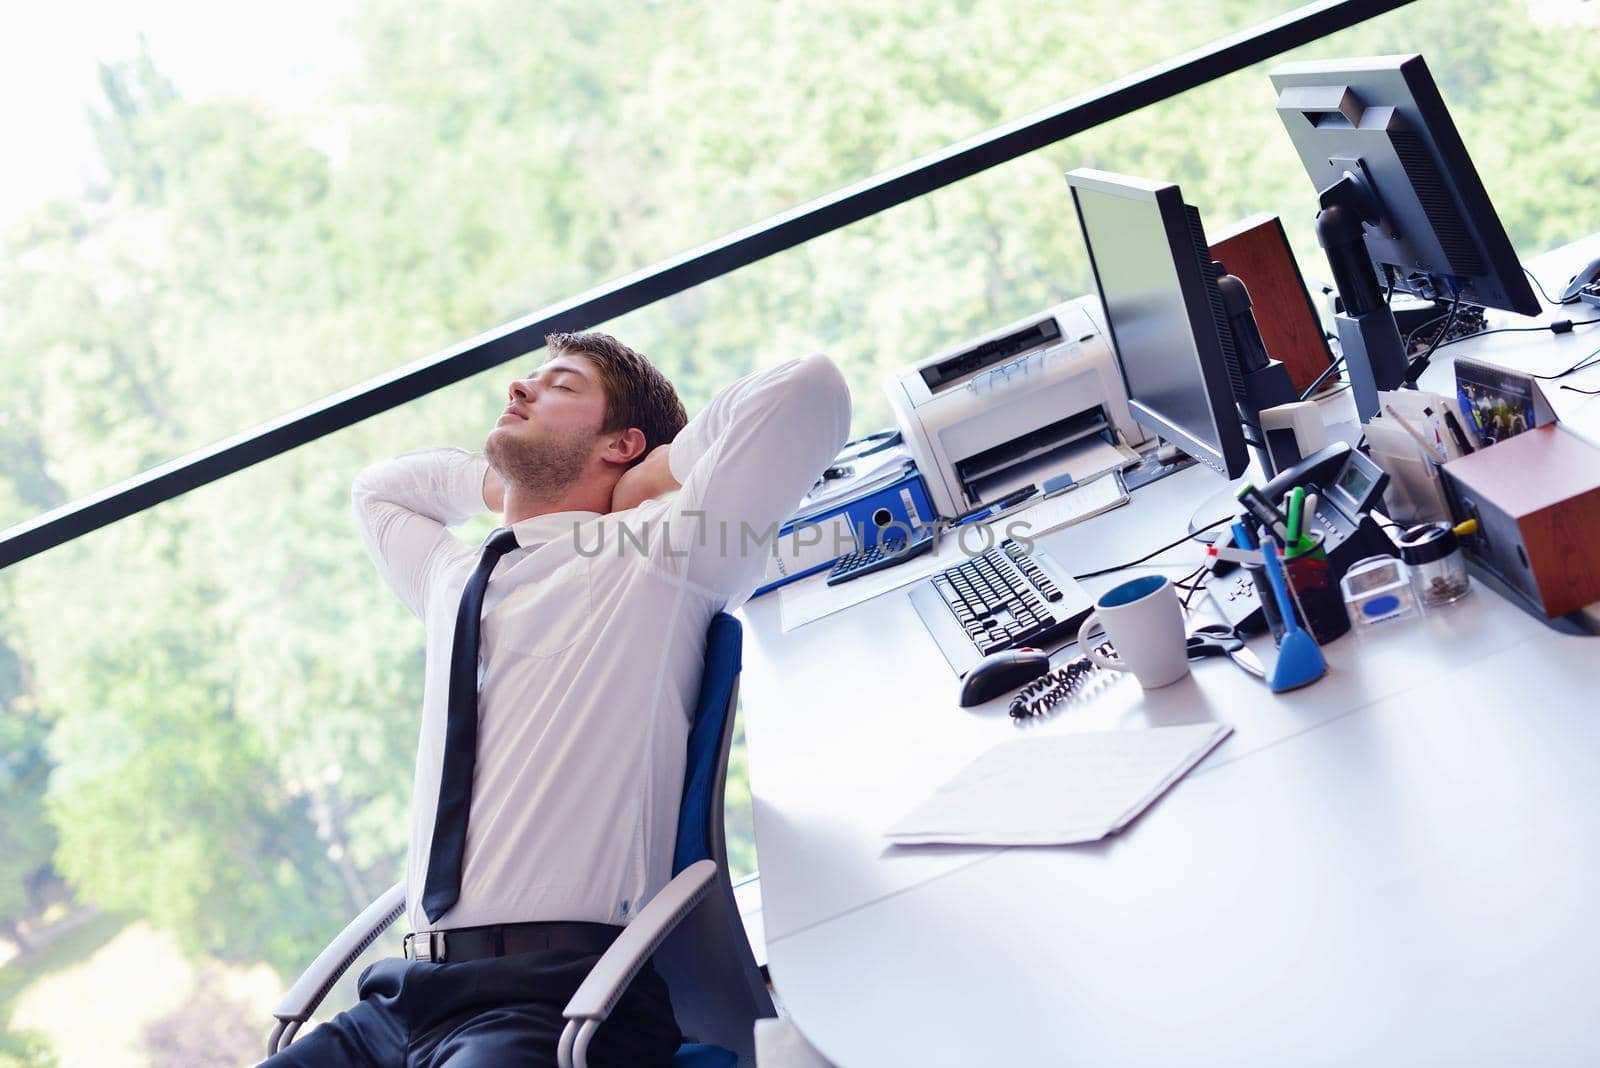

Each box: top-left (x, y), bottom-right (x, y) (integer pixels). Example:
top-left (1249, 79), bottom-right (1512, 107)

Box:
top-left (609, 444), bottom-right (680, 513)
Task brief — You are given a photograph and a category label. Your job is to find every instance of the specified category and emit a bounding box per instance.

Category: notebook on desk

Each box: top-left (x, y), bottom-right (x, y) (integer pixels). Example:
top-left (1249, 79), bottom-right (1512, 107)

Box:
top-left (885, 723), bottom-right (1233, 847)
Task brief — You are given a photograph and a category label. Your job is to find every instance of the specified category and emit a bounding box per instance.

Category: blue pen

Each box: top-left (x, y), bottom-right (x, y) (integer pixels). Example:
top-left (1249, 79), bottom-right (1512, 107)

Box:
top-left (956, 485), bottom-right (1037, 526)
top-left (1232, 520), bottom-right (1257, 552)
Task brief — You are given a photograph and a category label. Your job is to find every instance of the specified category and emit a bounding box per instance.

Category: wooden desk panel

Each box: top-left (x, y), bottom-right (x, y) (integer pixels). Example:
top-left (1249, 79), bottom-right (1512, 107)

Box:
top-left (1209, 213), bottom-right (1334, 395)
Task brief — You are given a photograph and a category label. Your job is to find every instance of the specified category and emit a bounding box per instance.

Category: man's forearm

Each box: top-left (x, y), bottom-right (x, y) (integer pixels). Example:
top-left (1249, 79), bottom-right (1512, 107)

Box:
top-left (351, 447), bottom-right (491, 619)
top-left (654, 353), bottom-right (852, 599)
top-left (353, 447), bottom-right (492, 529)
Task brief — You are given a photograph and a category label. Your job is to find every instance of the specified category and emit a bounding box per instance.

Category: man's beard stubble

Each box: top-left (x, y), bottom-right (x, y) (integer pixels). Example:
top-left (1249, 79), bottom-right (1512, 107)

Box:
top-left (485, 424), bottom-right (593, 503)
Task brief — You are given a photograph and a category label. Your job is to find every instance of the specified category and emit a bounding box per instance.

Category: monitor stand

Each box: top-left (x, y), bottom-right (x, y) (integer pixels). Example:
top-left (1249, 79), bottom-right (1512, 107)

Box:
top-left (1218, 270), bottom-right (1299, 480)
top-left (1314, 175), bottom-right (1409, 422)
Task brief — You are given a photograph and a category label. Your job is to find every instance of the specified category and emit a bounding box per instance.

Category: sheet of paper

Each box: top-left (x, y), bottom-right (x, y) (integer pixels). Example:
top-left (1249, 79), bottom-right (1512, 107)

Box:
top-left (884, 723), bottom-right (1233, 846)
top-left (801, 452), bottom-right (913, 512)
top-left (1061, 435), bottom-right (1140, 480)
top-left (985, 473), bottom-right (1129, 541)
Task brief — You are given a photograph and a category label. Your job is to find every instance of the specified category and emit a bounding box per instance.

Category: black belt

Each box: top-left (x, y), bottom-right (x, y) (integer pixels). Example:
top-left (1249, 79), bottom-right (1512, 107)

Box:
top-left (403, 920), bottom-right (623, 963)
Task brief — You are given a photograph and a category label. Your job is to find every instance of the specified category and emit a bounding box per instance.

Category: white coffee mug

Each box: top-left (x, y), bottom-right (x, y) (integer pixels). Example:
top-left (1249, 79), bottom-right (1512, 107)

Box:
top-left (1076, 574), bottom-right (1190, 689)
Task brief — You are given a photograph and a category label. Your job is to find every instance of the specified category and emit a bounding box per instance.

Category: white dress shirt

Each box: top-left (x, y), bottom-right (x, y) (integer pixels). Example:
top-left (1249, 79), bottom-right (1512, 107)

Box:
top-left (352, 353), bottom-right (851, 933)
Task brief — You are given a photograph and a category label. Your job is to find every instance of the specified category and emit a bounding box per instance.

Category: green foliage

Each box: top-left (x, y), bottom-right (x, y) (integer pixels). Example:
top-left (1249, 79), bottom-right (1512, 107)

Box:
top-left (722, 711), bottom-right (757, 879)
top-left (0, 709), bottom-right (54, 929)
top-left (0, 912), bottom-right (125, 1063)
top-left (87, 39), bottom-right (181, 206)
top-left (36, 529), bottom-right (349, 973)
top-left (0, 1030), bottom-right (57, 1068)
top-left (0, 0), bottom-right (1595, 1024)
top-left (0, 588), bottom-right (54, 933)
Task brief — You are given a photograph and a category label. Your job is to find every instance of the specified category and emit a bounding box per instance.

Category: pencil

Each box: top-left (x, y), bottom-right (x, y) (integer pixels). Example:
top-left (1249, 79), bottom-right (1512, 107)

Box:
top-left (1384, 404), bottom-right (1444, 462)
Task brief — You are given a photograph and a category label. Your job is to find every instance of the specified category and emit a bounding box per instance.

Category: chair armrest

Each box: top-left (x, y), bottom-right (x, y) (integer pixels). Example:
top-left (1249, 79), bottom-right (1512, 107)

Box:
top-left (565, 860), bottom-right (715, 1019)
top-left (557, 860), bottom-right (717, 1068)
top-left (267, 880), bottom-right (406, 1053)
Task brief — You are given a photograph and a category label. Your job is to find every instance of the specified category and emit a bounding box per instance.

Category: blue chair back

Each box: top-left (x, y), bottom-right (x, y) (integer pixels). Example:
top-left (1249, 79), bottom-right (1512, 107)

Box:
top-left (674, 612), bottom-right (744, 875)
top-left (659, 613), bottom-right (774, 1067)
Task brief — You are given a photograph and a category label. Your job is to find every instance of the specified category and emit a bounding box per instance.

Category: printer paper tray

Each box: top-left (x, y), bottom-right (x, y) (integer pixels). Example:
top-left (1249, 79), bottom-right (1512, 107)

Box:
top-left (955, 409), bottom-right (1106, 486)
top-left (955, 406), bottom-right (1129, 506)
top-left (967, 434), bottom-right (1133, 506)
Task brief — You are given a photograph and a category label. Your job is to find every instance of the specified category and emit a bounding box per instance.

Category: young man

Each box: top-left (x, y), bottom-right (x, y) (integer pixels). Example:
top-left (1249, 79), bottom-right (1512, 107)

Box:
top-left (266, 332), bottom-right (851, 1066)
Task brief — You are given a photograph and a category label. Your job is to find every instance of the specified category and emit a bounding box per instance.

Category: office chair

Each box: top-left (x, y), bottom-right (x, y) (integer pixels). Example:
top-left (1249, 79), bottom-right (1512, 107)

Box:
top-left (266, 612), bottom-right (775, 1067)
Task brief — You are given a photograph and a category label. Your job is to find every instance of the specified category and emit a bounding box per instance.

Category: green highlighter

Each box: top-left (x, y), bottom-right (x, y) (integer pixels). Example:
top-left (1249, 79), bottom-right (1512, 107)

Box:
top-left (1284, 486), bottom-right (1320, 558)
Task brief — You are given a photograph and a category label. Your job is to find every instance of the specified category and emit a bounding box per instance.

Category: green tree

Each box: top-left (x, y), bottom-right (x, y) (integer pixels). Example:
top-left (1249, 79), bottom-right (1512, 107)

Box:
top-left (0, 705), bottom-right (55, 951)
top-left (38, 537), bottom-right (349, 973)
top-left (0, 1030), bottom-right (57, 1068)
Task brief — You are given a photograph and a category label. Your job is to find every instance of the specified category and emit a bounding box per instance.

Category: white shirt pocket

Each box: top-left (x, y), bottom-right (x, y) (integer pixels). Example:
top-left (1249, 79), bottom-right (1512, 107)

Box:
top-left (483, 554), bottom-right (591, 660)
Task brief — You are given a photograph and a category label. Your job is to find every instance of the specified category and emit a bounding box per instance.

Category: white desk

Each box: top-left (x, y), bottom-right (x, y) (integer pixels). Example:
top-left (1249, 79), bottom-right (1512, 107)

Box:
top-left (737, 240), bottom-right (1600, 1066)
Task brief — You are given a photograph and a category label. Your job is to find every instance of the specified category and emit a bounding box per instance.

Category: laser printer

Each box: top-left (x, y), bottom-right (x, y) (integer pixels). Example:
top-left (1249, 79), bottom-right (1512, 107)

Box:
top-left (885, 295), bottom-right (1148, 519)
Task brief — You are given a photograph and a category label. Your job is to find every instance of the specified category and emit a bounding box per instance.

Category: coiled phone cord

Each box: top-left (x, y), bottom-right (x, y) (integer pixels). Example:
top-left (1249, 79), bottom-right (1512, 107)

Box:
top-left (1008, 641), bottom-right (1116, 720)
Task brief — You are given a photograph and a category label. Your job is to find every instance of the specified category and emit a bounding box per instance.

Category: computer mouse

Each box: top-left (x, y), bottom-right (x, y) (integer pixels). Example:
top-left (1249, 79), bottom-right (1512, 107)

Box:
top-left (1560, 254), bottom-right (1600, 302)
top-left (958, 648), bottom-right (1052, 707)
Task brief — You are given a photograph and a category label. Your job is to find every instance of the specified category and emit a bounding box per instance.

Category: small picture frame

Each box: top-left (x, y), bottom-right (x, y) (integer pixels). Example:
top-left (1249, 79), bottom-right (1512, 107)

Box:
top-left (1452, 355), bottom-right (1556, 447)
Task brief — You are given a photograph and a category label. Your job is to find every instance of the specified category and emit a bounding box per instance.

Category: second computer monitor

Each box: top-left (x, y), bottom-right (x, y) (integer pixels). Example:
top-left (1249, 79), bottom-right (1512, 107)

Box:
top-left (1066, 168), bottom-right (1250, 479)
top-left (1271, 54), bottom-right (1537, 317)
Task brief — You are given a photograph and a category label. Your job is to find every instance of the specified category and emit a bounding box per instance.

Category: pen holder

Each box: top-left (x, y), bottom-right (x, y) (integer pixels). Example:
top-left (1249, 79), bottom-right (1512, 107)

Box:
top-left (1280, 532), bottom-right (1351, 645)
top-left (1245, 559), bottom-right (1296, 643)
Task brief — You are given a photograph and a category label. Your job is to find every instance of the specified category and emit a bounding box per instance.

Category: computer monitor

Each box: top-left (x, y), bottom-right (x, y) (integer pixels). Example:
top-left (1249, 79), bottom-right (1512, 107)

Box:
top-left (1066, 168), bottom-right (1255, 479)
top-left (1271, 54), bottom-right (1538, 419)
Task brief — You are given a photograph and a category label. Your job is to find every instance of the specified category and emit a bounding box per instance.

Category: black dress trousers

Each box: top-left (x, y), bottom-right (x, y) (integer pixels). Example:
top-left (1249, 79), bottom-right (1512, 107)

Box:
top-left (259, 950), bottom-right (681, 1068)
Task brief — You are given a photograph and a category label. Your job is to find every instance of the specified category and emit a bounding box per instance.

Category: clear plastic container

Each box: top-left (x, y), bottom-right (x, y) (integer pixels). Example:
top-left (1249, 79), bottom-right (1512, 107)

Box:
top-left (1340, 554), bottom-right (1419, 629)
top-left (1398, 522), bottom-right (1472, 608)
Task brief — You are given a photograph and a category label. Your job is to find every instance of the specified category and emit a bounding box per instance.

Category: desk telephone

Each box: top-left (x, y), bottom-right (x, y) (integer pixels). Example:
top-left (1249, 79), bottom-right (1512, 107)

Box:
top-left (1206, 443), bottom-right (1395, 634)
top-left (1261, 442), bottom-right (1390, 554)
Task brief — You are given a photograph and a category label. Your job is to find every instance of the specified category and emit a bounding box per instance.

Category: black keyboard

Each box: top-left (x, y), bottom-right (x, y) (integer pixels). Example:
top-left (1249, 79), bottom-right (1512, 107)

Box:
top-left (929, 539), bottom-right (1073, 656)
top-left (826, 527), bottom-right (935, 586)
top-left (1578, 279), bottom-right (1600, 309)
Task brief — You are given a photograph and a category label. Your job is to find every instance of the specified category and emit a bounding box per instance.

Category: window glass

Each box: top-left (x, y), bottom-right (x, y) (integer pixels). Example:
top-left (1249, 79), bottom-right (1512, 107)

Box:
top-left (1, 0), bottom-right (1293, 526)
top-left (4, 0), bottom-right (1597, 1060)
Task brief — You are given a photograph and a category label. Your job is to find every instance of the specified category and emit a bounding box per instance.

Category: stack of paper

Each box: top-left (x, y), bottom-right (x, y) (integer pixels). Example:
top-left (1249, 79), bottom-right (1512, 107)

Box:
top-left (885, 723), bottom-right (1232, 846)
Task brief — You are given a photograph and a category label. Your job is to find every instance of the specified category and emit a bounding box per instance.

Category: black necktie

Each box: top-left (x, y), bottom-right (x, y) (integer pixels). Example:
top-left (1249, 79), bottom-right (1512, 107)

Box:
top-left (421, 527), bottom-right (520, 923)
